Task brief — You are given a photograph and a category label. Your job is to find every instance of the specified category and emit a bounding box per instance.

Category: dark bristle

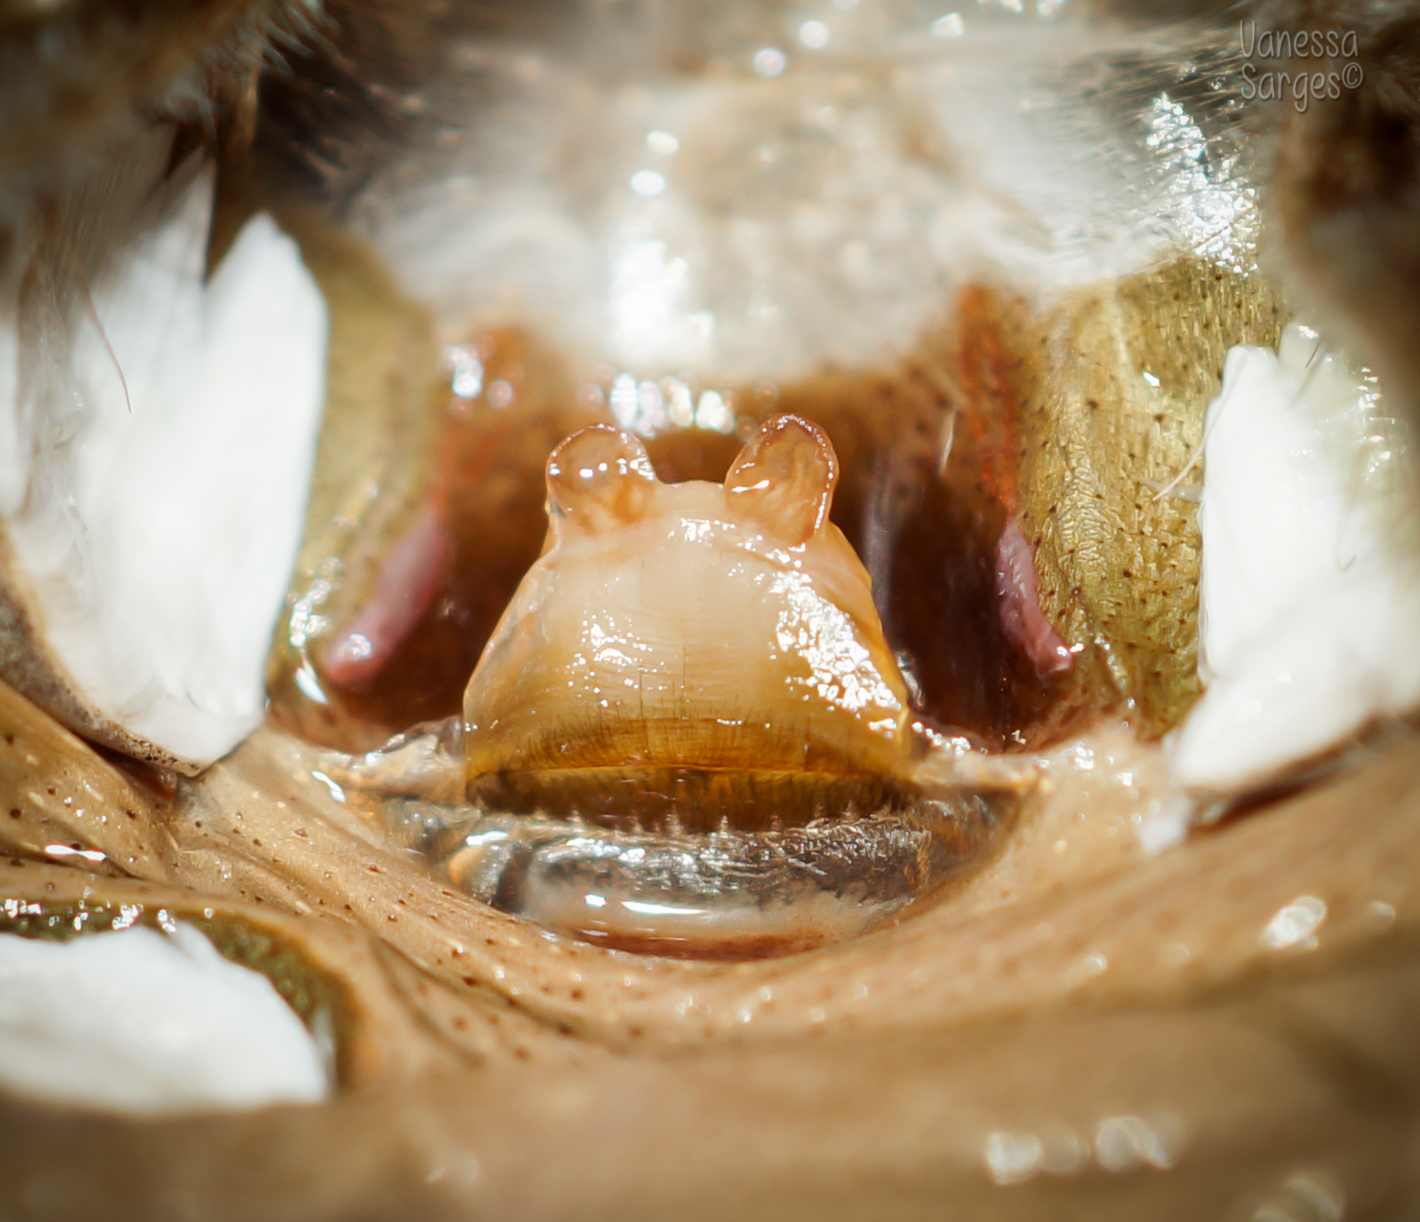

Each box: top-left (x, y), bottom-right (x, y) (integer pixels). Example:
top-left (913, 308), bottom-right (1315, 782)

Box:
top-left (467, 767), bottom-right (917, 836)
top-left (251, 0), bottom-right (576, 212)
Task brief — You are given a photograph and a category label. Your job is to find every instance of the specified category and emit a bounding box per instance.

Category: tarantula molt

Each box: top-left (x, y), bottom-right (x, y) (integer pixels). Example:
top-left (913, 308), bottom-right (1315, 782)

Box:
top-left (0, 0), bottom-right (1418, 1218)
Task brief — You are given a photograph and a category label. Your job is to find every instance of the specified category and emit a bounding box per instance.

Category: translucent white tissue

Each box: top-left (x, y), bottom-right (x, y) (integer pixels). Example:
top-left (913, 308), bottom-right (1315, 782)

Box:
top-left (0, 152), bottom-right (327, 768)
top-left (0, 925), bottom-right (330, 1114)
top-left (1172, 323), bottom-right (1420, 790)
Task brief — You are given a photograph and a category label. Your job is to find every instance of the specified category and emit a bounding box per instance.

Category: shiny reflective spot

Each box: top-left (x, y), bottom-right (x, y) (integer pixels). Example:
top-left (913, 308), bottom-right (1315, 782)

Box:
top-left (441, 343), bottom-right (483, 400)
top-left (486, 379), bottom-right (514, 410)
top-left (983, 1131), bottom-right (1041, 1185)
top-left (753, 47), bottom-right (786, 78)
top-left (1251, 1169), bottom-right (1346, 1222)
top-left (1144, 94), bottom-right (1258, 272)
top-left (1093, 1114), bottom-right (1183, 1172)
top-left (1261, 896), bottom-right (1327, 950)
top-left (1366, 899), bottom-right (1397, 926)
top-left (42, 844), bottom-right (106, 863)
top-left (1077, 951), bottom-right (1108, 977)
top-left (1038, 1126), bottom-right (1089, 1174)
top-left (694, 390), bottom-right (735, 433)
top-left (1160, 941), bottom-right (1192, 967)
top-left (308, 770), bottom-right (346, 803)
top-left (1135, 794), bottom-right (1192, 854)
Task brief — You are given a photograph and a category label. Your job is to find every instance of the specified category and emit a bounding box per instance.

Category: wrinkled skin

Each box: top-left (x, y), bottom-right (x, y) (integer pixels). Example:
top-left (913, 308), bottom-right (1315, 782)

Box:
top-left (2, 662), bottom-right (1420, 1218)
top-left (1, 1), bottom-right (1420, 1220)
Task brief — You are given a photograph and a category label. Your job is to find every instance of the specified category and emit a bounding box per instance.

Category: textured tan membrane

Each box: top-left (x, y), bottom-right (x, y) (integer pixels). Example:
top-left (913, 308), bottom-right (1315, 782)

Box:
top-left (3, 0), bottom-right (1420, 1216)
top-left (0, 226), bottom-right (1414, 1219)
top-left (0, 676), bottom-right (1418, 1216)
top-left (0, 194), bottom-right (1414, 1222)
